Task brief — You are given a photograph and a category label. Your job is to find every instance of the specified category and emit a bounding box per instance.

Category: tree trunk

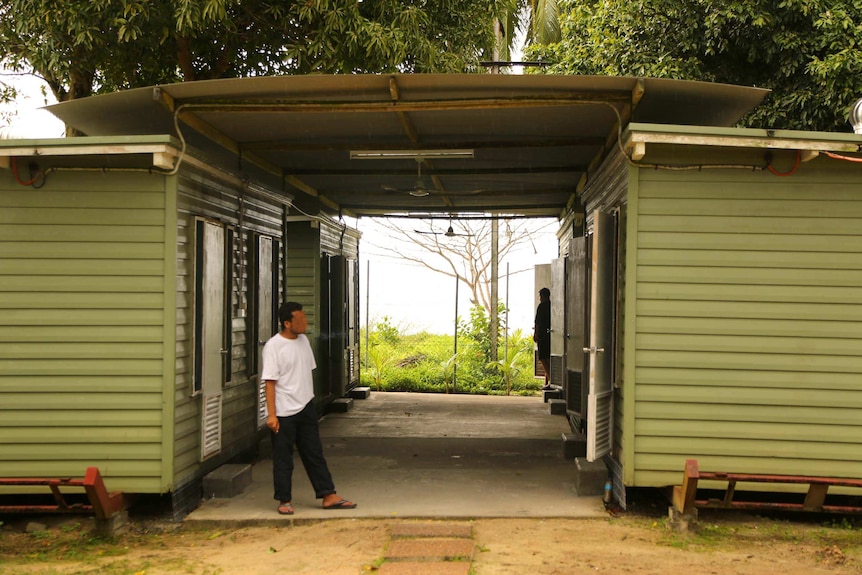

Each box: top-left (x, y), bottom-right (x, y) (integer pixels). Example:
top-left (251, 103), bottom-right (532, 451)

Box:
top-left (177, 36), bottom-right (197, 81)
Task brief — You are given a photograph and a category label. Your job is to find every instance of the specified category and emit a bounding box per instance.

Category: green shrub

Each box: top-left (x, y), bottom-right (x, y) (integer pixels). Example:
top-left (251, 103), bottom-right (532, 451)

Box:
top-left (360, 308), bottom-right (543, 395)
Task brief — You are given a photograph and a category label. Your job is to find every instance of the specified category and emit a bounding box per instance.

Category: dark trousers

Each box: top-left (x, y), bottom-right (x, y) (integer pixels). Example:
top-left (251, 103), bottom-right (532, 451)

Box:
top-left (271, 400), bottom-right (336, 502)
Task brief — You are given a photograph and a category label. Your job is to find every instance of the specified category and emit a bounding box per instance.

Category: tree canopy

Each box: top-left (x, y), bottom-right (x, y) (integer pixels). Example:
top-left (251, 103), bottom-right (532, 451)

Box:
top-left (525, 0), bottom-right (862, 131)
top-left (0, 0), bottom-right (503, 103)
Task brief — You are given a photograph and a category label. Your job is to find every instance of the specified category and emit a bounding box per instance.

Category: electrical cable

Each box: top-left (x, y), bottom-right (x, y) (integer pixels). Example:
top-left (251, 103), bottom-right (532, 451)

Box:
top-left (825, 151), bottom-right (862, 163)
top-left (165, 104), bottom-right (188, 175)
top-left (603, 101), bottom-right (766, 173)
top-left (767, 150), bottom-right (801, 176)
top-left (11, 157), bottom-right (39, 186)
top-left (288, 200), bottom-right (348, 231)
top-left (9, 103), bottom-right (188, 189)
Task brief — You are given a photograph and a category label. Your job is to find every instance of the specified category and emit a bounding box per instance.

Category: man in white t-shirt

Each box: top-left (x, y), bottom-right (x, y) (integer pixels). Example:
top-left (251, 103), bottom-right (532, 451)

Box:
top-left (262, 301), bottom-right (356, 515)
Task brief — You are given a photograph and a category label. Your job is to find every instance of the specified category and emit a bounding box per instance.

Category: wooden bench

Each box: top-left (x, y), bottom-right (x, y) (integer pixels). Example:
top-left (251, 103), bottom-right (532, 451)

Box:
top-left (673, 459), bottom-right (862, 515)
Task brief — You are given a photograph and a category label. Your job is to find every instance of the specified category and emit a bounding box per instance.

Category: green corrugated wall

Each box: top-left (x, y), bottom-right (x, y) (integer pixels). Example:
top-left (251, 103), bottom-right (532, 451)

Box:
top-left (0, 166), bottom-right (170, 493)
top-left (630, 155), bottom-right (862, 487)
top-left (173, 166), bottom-right (285, 491)
top-left (285, 220), bottom-right (320, 328)
top-left (284, 219), bottom-right (359, 400)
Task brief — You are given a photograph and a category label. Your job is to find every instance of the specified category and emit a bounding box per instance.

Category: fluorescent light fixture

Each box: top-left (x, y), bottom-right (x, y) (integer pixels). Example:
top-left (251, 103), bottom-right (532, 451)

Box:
top-left (350, 149), bottom-right (474, 160)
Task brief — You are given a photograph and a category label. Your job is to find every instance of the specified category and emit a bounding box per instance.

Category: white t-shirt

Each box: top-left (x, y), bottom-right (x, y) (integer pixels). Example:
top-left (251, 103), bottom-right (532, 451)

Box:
top-left (261, 333), bottom-right (316, 417)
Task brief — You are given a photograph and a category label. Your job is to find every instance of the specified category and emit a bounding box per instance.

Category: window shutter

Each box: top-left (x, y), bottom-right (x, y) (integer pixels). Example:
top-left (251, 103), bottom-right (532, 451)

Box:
top-left (201, 393), bottom-right (223, 459)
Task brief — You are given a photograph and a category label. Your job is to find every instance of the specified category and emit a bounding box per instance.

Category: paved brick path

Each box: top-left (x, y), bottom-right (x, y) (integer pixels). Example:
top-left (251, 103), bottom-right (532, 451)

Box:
top-left (376, 522), bottom-right (475, 575)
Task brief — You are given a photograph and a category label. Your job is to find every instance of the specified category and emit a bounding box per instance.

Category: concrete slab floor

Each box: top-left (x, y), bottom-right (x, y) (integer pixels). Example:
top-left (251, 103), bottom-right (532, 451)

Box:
top-left (185, 392), bottom-right (607, 523)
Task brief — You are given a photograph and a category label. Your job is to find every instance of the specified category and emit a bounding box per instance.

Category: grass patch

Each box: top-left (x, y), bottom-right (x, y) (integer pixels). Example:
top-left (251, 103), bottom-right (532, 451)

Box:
top-left (0, 524), bottom-right (129, 564)
top-left (652, 514), bottom-right (862, 554)
top-left (0, 523), bottom-right (225, 575)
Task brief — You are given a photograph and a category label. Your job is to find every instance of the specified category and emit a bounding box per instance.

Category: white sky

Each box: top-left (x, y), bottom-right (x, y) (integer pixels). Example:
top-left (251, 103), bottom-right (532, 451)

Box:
top-left (0, 71), bottom-right (64, 138)
top-left (356, 217), bottom-right (559, 335)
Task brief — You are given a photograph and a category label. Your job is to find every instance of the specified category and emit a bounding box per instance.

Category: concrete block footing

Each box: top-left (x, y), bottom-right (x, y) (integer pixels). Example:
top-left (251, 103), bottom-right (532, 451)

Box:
top-left (202, 463), bottom-right (253, 499)
top-left (348, 386), bottom-right (371, 399)
top-left (327, 397), bottom-right (354, 413)
top-left (548, 399), bottom-right (567, 415)
top-left (542, 389), bottom-right (561, 403)
top-left (25, 522), bottom-right (47, 533)
top-left (669, 506), bottom-right (699, 532)
top-left (92, 510), bottom-right (129, 536)
top-left (561, 432), bottom-right (586, 460)
top-left (574, 458), bottom-right (607, 496)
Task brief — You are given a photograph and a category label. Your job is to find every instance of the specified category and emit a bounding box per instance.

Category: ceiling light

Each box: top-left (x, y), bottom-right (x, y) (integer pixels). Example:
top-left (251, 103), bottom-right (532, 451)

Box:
top-left (349, 149), bottom-right (474, 160)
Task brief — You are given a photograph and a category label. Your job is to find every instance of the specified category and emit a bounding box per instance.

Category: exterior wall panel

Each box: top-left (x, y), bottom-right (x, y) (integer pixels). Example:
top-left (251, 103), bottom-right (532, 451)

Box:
top-left (286, 219), bottom-right (359, 401)
top-left (0, 166), bottom-right (168, 493)
top-left (577, 146), bottom-right (630, 480)
top-left (173, 166), bottom-right (285, 490)
top-left (632, 157), bottom-right (862, 487)
top-left (285, 221), bottom-right (320, 326)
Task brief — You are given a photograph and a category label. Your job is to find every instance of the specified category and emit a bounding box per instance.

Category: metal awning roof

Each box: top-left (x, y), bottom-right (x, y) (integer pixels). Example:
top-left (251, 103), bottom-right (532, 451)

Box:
top-left (47, 74), bottom-right (768, 218)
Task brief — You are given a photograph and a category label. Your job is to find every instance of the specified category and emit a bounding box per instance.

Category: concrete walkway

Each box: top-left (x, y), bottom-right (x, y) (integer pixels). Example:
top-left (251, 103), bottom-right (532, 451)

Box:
top-left (185, 392), bottom-right (607, 523)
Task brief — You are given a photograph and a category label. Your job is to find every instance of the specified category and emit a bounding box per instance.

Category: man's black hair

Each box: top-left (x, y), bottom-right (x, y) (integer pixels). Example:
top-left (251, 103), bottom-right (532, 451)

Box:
top-left (539, 287), bottom-right (550, 297)
top-left (278, 301), bottom-right (303, 329)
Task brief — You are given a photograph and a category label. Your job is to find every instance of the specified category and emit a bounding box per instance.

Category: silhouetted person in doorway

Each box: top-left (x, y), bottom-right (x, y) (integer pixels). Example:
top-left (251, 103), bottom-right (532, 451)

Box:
top-left (534, 287), bottom-right (552, 390)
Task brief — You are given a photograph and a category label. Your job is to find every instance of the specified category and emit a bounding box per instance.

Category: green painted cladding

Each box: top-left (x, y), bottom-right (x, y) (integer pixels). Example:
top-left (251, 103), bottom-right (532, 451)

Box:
top-left (0, 140), bottom-right (354, 510)
top-left (0, 167), bottom-right (169, 493)
top-left (0, 154), bottom-right (290, 498)
top-left (173, 167), bottom-right (284, 490)
top-left (321, 221), bottom-right (360, 259)
top-left (285, 221), bottom-right (320, 326)
top-left (578, 147), bottom-right (630, 472)
top-left (284, 219), bottom-right (359, 400)
top-left (630, 156), bottom-right (862, 487)
top-left (283, 218), bottom-right (360, 328)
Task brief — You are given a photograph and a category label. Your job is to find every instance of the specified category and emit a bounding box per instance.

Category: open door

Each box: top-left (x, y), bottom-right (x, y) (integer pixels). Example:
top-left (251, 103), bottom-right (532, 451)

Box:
top-left (346, 258), bottom-right (360, 389)
top-left (533, 264), bottom-right (552, 379)
top-left (255, 235), bottom-right (274, 428)
top-left (586, 210), bottom-right (614, 461)
top-left (321, 254), bottom-right (348, 399)
top-left (566, 236), bottom-right (588, 421)
top-left (549, 257), bottom-right (566, 386)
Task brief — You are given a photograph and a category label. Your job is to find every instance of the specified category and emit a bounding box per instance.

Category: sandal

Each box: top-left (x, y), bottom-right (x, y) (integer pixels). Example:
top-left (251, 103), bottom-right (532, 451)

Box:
top-left (277, 502), bottom-right (294, 515)
top-left (323, 499), bottom-right (357, 510)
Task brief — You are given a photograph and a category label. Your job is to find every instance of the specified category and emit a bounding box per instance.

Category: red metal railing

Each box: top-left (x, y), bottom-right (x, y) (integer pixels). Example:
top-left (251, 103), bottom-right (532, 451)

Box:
top-left (673, 459), bottom-right (862, 515)
top-left (0, 467), bottom-right (124, 520)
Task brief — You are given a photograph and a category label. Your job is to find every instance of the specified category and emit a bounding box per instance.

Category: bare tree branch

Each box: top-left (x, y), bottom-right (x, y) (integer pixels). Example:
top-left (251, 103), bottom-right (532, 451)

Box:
top-left (363, 217), bottom-right (557, 316)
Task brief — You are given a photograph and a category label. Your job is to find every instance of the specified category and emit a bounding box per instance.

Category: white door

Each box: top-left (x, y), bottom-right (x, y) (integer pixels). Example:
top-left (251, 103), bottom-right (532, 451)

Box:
top-left (200, 220), bottom-right (225, 460)
top-left (566, 236), bottom-right (587, 419)
top-left (549, 257), bottom-right (566, 385)
top-left (256, 236), bottom-right (273, 428)
top-left (586, 210), bottom-right (614, 461)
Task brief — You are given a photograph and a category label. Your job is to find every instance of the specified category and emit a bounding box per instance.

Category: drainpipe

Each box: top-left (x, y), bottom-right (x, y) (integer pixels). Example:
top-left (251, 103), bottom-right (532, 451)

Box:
top-left (490, 219), bottom-right (499, 362)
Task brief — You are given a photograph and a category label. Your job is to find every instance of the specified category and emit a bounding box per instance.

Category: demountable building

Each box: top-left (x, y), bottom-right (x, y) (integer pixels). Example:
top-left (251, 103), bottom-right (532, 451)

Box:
top-left (3, 73), bottom-right (859, 515)
top-left (0, 134), bottom-right (360, 517)
top-left (553, 124), bottom-right (862, 507)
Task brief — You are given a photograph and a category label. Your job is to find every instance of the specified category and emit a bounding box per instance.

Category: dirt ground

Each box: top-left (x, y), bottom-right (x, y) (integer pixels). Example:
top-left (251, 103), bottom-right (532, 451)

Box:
top-left (1, 510), bottom-right (861, 575)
